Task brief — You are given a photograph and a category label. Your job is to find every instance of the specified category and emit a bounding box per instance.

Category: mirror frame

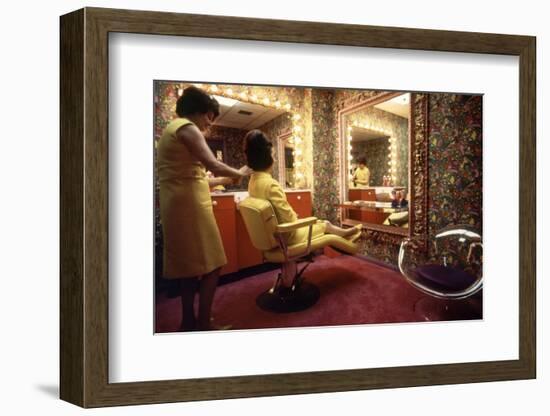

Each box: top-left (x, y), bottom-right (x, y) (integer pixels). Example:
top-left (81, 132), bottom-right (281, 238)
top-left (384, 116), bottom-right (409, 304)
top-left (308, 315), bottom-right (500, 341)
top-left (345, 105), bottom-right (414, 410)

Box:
top-left (337, 92), bottom-right (429, 243)
top-left (276, 130), bottom-right (295, 189)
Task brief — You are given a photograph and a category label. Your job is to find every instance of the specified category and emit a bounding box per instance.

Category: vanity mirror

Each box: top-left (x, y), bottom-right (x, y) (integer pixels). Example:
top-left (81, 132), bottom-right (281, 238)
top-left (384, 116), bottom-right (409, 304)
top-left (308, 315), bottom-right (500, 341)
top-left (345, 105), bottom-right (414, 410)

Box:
top-left (339, 92), bottom-right (418, 236)
top-left (277, 131), bottom-right (296, 188)
top-left (202, 92), bottom-right (294, 190)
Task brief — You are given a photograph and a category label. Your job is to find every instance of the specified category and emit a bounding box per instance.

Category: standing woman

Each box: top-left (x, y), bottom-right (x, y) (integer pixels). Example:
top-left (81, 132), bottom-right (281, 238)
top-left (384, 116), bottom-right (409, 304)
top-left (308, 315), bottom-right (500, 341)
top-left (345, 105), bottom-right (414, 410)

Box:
top-left (157, 86), bottom-right (250, 331)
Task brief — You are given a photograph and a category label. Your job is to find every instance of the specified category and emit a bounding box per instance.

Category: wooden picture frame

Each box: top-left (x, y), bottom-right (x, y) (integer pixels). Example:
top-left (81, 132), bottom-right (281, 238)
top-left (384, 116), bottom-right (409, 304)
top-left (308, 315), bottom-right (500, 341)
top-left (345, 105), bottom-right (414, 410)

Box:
top-left (60, 7), bottom-right (536, 408)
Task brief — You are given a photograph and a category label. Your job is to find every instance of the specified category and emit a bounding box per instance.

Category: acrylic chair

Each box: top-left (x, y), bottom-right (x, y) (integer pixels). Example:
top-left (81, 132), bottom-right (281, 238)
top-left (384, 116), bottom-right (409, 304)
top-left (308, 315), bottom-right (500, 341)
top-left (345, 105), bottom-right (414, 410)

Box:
top-left (398, 224), bottom-right (483, 321)
top-left (238, 197), bottom-right (359, 313)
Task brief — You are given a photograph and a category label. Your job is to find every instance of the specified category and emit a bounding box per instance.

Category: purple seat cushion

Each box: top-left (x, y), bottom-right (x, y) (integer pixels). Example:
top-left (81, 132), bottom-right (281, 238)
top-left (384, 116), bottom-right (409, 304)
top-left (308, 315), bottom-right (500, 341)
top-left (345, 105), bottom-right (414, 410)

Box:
top-left (414, 264), bottom-right (477, 291)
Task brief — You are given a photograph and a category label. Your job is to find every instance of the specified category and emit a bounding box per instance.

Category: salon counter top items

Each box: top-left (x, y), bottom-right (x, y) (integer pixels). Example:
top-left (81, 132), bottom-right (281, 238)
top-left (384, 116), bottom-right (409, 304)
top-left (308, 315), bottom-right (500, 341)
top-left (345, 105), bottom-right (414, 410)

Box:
top-left (350, 186), bottom-right (405, 191)
top-left (211, 189), bottom-right (312, 205)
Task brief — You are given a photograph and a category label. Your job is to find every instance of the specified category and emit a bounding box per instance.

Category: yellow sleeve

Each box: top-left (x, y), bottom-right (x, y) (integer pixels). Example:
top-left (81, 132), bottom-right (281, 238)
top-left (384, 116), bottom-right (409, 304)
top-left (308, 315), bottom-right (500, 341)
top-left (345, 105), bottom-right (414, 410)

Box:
top-left (268, 181), bottom-right (299, 224)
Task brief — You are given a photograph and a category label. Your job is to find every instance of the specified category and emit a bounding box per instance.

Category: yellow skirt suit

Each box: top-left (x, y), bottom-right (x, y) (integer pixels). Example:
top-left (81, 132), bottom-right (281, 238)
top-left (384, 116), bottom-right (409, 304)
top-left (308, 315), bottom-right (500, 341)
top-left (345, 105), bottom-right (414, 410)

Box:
top-left (248, 171), bottom-right (326, 245)
top-left (157, 118), bottom-right (227, 278)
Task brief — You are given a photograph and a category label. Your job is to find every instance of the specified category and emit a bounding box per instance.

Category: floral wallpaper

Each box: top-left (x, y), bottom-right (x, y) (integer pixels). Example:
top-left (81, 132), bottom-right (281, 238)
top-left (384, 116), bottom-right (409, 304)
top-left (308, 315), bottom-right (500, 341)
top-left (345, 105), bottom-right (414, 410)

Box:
top-left (311, 89), bottom-right (339, 223)
top-left (207, 125), bottom-right (248, 190)
top-left (427, 94), bottom-right (483, 236)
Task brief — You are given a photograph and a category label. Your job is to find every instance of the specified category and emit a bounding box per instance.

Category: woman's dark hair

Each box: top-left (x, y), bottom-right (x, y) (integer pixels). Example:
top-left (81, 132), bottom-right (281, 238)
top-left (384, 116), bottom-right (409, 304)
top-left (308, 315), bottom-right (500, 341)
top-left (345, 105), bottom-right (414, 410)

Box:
top-left (243, 130), bottom-right (274, 171)
top-left (175, 86), bottom-right (220, 118)
top-left (357, 157), bottom-right (367, 165)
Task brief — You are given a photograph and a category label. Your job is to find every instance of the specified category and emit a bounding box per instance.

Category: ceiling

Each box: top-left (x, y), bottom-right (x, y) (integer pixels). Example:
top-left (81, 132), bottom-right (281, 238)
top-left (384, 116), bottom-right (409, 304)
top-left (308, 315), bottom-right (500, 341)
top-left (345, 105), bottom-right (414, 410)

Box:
top-left (374, 93), bottom-right (410, 119)
top-left (210, 92), bottom-right (409, 131)
top-left (212, 95), bottom-right (288, 129)
top-left (351, 126), bottom-right (390, 142)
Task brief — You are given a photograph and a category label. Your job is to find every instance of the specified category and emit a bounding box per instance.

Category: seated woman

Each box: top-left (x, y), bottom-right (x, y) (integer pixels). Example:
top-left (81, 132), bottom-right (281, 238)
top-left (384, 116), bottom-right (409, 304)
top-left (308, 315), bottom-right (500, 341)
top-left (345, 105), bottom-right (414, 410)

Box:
top-left (244, 130), bottom-right (361, 246)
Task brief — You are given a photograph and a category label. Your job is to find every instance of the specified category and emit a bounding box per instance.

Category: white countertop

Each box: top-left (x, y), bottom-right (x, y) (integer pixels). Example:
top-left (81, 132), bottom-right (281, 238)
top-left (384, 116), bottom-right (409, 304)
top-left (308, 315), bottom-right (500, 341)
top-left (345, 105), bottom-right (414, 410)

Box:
top-left (211, 189), bottom-right (311, 204)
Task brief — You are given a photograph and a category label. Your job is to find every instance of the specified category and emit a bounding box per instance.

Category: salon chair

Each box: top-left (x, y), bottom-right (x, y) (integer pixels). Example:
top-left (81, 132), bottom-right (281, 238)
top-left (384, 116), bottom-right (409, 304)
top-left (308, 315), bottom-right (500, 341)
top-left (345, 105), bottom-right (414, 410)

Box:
top-left (238, 197), bottom-right (359, 313)
top-left (398, 224), bottom-right (483, 320)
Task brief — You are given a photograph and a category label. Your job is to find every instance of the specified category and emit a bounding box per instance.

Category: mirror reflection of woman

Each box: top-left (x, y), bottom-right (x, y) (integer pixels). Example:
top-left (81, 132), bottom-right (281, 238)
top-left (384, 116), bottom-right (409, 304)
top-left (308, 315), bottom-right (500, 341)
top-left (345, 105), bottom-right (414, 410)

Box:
top-left (353, 157), bottom-right (370, 188)
top-left (157, 86), bottom-right (251, 331)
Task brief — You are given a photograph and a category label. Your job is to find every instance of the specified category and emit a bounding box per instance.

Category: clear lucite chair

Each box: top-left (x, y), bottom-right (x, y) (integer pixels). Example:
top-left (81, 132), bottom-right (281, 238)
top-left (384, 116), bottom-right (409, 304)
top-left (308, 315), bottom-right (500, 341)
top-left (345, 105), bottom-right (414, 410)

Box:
top-left (398, 225), bottom-right (483, 321)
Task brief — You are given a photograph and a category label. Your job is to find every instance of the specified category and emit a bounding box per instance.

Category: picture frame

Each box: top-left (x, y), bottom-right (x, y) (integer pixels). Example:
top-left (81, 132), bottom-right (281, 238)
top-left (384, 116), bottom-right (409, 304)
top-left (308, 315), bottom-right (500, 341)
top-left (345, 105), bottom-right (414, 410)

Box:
top-left (60, 7), bottom-right (536, 408)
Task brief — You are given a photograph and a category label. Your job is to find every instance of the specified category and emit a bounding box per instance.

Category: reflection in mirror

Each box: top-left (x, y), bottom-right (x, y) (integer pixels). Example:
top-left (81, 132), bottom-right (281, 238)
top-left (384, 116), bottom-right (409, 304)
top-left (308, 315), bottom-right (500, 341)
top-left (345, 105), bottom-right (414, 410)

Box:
top-left (278, 132), bottom-right (296, 188)
top-left (340, 92), bottom-right (411, 234)
top-left (204, 94), bottom-right (291, 191)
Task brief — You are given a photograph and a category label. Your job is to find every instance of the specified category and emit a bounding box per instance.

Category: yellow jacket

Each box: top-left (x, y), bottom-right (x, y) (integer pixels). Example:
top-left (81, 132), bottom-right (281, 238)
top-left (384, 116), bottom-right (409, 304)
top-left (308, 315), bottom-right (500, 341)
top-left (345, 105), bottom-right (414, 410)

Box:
top-left (248, 171), bottom-right (298, 225)
top-left (247, 171), bottom-right (326, 245)
top-left (353, 166), bottom-right (370, 186)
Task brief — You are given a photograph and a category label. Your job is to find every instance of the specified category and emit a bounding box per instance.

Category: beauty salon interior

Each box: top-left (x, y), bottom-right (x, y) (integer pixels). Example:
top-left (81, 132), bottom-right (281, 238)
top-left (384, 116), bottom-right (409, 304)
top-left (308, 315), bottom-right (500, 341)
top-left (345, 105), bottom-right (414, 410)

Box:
top-left (154, 81), bottom-right (483, 332)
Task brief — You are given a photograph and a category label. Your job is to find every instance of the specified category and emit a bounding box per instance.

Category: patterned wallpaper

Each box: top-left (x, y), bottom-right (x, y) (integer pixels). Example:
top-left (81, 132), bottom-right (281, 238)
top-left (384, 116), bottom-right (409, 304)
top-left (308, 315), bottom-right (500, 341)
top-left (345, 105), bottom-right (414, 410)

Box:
top-left (207, 125), bottom-right (248, 190)
top-left (311, 89), bottom-right (340, 223)
top-left (427, 94), bottom-right (483, 236)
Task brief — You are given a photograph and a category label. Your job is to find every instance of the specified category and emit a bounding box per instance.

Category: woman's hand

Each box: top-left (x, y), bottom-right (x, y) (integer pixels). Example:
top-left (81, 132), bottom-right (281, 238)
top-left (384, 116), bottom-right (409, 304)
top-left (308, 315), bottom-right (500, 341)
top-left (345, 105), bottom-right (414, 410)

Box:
top-left (238, 165), bottom-right (253, 177)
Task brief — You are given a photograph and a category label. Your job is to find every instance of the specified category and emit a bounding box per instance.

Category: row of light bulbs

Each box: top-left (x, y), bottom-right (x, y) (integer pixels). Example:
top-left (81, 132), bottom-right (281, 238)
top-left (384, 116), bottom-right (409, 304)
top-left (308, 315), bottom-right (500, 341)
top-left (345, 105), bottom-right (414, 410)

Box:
top-left (184, 83), bottom-right (306, 183)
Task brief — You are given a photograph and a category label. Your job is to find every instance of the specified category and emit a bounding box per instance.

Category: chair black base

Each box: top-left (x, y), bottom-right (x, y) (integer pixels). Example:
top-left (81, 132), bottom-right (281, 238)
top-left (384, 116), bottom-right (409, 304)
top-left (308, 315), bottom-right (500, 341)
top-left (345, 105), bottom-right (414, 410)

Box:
top-left (256, 281), bottom-right (320, 313)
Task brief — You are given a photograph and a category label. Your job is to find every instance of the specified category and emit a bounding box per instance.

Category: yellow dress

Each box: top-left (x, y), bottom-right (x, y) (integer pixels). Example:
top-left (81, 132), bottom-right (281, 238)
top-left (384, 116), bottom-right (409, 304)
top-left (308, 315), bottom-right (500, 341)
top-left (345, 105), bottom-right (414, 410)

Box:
top-left (353, 166), bottom-right (370, 186)
top-left (157, 118), bottom-right (227, 278)
top-left (247, 171), bottom-right (326, 245)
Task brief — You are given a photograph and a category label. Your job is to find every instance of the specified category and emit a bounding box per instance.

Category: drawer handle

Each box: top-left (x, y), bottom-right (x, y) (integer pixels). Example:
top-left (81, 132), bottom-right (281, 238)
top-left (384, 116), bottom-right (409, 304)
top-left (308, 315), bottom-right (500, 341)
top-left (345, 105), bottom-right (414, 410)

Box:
top-left (297, 195), bottom-right (301, 200)
top-left (212, 200), bottom-right (218, 206)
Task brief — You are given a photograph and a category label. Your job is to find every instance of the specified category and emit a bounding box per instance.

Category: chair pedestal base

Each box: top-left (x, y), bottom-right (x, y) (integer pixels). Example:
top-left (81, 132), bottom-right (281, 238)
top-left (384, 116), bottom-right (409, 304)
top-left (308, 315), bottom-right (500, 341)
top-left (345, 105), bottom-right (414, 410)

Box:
top-left (256, 281), bottom-right (320, 313)
top-left (414, 295), bottom-right (483, 321)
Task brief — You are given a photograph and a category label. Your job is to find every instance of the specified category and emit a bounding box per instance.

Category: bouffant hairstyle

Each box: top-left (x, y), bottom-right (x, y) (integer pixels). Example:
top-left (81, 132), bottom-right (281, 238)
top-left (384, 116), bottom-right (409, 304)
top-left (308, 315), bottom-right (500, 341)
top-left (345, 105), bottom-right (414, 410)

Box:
top-left (175, 86), bottom-right (220, 118)
top-left (243, 130), bottom-right (274, 171)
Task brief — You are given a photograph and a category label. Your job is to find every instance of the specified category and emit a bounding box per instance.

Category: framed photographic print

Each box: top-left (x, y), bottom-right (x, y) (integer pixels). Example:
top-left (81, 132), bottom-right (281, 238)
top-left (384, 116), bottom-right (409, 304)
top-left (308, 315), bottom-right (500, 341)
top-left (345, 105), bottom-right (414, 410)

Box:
top-left (60, 7), bottom-right (536, 408)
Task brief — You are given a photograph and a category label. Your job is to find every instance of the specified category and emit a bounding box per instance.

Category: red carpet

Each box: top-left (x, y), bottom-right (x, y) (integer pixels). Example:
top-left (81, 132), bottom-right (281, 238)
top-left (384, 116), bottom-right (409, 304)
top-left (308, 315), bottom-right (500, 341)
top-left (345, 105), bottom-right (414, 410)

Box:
top-left (155, 255), bottom-right (482, 332)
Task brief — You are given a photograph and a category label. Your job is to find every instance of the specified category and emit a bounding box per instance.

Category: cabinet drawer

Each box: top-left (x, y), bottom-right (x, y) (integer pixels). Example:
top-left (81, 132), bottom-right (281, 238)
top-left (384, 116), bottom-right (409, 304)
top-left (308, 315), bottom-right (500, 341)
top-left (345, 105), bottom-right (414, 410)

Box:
top-left (349, 189), bottom-right (376, 201)
top-left (285, 191), bottom-right (312, 218)
top-left (211, 195), bottom-right (235, 210)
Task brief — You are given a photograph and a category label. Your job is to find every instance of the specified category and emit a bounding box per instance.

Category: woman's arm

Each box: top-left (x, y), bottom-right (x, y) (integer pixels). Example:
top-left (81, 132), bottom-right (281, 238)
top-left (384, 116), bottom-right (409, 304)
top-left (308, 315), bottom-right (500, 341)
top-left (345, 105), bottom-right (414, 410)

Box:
top-left (208, 177), bottom-right (232, 187)
top-left (176, 124), bottom-right (248, 178)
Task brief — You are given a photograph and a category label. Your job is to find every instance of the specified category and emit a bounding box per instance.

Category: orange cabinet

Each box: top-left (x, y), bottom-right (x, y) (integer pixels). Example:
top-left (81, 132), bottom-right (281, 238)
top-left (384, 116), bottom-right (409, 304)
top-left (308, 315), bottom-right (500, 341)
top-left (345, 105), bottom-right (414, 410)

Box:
top-left (349, 188), bottom-right (376, 202)
top-left (213, 191), bottom-right (313, 275)
top-left (286, 191), bottom-right (312, 218)
top-left (348, 189), bottom-right (377, 222)
top-left (212, 195), bottom-right (238, 275)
